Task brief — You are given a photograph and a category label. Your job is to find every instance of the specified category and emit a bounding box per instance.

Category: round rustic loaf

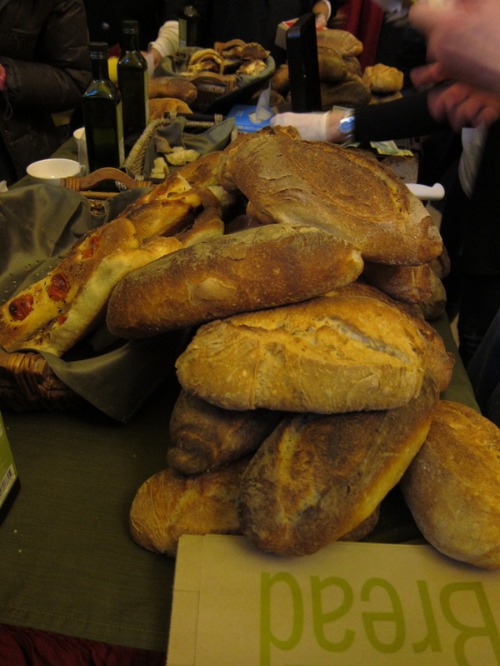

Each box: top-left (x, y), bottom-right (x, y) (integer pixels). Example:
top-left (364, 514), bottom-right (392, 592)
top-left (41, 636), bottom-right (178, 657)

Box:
top-left (400, 400), bottom-right (500, 569)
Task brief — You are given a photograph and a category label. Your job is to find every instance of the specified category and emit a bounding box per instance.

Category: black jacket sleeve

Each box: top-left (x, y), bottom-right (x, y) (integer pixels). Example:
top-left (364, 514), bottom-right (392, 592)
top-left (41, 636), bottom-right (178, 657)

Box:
top-left (354, 90), bottom-right (447, 144)
top-left (0, 0), bottom-right (91, 113)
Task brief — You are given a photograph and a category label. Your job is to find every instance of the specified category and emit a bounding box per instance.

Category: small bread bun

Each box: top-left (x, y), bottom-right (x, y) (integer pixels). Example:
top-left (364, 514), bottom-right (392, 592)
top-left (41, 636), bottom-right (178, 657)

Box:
top-left (363, 63), bottom-right (404, 94)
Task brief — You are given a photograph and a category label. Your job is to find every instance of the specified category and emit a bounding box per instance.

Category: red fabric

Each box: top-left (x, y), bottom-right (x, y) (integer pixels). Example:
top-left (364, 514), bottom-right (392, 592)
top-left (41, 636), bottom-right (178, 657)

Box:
top-left (340, 0), bottom-right (384, 70)
top-left (0, 625), bottom-right (165, 666)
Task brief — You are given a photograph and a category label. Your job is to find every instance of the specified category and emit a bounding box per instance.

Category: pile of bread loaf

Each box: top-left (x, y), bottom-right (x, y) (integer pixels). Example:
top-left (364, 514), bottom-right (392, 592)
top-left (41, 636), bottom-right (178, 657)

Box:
top-left (1, 127), bottom-right (499, 568)
top-left (117, 129), bottom-right (497, 570)
top-left (147, 39), bottom-right (271, 118)
top-left (271, 29), bottom-right (405, 109)
top-left (146, 29), bottom-right (405, 120)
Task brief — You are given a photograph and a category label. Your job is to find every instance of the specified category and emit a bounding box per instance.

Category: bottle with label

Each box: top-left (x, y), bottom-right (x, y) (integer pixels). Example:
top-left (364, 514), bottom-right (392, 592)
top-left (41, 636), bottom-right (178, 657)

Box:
top-left (83, 42), bottom-right (125, 171)
top-left (0, 412), bottom-right (20, 525)
top-left (179, 5), bottom-right (201, 48)
top-left (118, 20), bottom-right (149, 145)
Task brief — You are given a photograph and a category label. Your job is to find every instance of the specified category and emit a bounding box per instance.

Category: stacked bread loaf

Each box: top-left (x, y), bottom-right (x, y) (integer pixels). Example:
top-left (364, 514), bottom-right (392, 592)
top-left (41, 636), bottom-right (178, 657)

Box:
top-left (270, 29), bottom-right (405, 109)
top-left (122, 129), bottom-right (498, 567)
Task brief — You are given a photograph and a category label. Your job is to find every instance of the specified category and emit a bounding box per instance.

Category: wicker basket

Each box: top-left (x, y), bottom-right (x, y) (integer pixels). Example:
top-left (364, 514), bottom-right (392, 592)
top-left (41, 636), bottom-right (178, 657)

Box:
top-left (124, 113), bottom-right (230, 180)
top-left (0, 348), bottom-right (82, 413)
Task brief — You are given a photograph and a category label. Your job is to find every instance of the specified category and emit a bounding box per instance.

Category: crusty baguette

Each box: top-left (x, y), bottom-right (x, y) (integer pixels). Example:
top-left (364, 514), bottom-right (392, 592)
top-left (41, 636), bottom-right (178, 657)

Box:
top-left (239, 376), bottom-right (439, 555)
top-left (129, 459), bottom-right (249, 556)
top-left (400, 400), bottom-right (500, 569)
top-left (106, 223), bottom-right (363, 338)
top-left (219, 128), bottom-right (443, 265)
top-left (175, 283), bottom-right (453, 413)
top-left (168, 390), bottom-right (283, 474)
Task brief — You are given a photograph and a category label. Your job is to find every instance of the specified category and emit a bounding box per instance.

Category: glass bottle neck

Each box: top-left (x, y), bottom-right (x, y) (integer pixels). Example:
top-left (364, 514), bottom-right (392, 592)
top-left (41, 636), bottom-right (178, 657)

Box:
top-left (122, 31), bottom-right (139, 53)
top-left (91, 56), bottom-right (110, 82)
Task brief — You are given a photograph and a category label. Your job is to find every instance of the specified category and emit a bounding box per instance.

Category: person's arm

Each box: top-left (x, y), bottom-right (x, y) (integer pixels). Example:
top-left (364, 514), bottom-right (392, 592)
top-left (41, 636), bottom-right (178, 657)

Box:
top-left (409, 0), bottom-right (500, 96)
top-left (270, 91), bottom-right (445, 143)
top-left (148, 20), bottom-right (179, 67)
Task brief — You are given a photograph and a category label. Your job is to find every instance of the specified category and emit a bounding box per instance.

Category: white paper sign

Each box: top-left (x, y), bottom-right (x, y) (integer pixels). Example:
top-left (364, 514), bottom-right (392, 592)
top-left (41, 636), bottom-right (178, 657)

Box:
top-left (167, 535), bottom-right (500, 666)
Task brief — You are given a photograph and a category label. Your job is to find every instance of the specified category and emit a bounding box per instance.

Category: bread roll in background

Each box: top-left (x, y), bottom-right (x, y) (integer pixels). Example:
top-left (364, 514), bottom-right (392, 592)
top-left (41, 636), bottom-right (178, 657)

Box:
top-left (400, 400), bottom-right (500, 569)
top-left (363, 63), bottom-right (404, 94)
top-left (168, 390), bottom-right (283, 474)
top-left (239, 376), bottom-right (439, 556)
top-left (129, 458), bottom-right (249, 556)
top-left (106, 223), bottom-right (363, 338)
top-left (176, 283), bottom-right (453, 413)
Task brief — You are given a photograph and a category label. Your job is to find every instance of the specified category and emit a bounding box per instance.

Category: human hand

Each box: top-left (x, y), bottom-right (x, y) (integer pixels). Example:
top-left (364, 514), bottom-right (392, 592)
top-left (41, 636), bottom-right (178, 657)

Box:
top-left (411, 65), bottom-right (500, 130)
top-left (409, 0), bottom-right (500, 96)
top-left (271, 111), bottom-right (330, 141)
top-left (427, 81), bottom-right (500, 131)
top-left (315, 12), bottom-right (328, 29)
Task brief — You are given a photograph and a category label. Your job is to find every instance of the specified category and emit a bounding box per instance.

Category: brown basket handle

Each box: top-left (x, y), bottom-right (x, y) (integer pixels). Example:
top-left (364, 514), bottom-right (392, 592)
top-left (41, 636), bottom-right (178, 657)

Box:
top-left (61, 167), bottom-right (152, 191)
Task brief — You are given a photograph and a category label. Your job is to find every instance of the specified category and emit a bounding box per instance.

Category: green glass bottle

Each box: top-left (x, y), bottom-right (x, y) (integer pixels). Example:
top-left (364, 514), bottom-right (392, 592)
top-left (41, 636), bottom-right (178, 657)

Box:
top-left (83, 42), bottom-right (125, 171)
top-left (179, 5), bottom-right (201, 48)
top-left (118, 20), bottom-right (149, 144)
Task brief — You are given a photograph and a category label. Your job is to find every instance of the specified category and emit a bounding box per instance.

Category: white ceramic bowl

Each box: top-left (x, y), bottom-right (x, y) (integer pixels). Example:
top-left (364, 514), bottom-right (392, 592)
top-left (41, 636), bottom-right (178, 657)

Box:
top-left (26, 158), bottom-right (81, 186)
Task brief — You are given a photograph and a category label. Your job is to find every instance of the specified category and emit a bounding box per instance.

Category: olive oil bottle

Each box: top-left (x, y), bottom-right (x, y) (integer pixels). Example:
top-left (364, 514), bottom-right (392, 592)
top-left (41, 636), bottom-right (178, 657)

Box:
top-left (83, 42), bottom-right (125, 171)
top-left (118, 20), bottom-right (149, 145)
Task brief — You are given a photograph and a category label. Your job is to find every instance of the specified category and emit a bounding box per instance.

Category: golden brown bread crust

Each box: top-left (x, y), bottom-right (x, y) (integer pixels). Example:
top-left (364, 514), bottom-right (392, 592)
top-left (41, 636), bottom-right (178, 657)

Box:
top-left (340, 506), bottom-right (380, 542)
top-left (148, 76), bottom-right (198, 104)
top-left (129, 459), bottom-right (249, 556)
top-left (219, 129), bottom-right (443, 265)
top-left (363, 64), bottom-right (404, 94)
top-left (239, 376), bottom-right (439, 555)
top-left (362, 261), bottom-right (439, 305)
top-left (175, 283), bottom-right (452, 413)
top-left (400, 400), bottom-right (500, 569)
top-left (0, 220), bottom-right (183, 356)
top-left (148, 97), bottom-right (193, 120)
top-left (320, 75), bottom-right (372, 108)
top-left (416, 275), bottom-right (447, 321)
top-left (106, 223), bottom-right (364, 338)
top-left (168, 390), bottom-right (283, 474)
top-left (316, 29), bottom-right (363, 57)
top-left (317, 45), bottom-right (348, 83)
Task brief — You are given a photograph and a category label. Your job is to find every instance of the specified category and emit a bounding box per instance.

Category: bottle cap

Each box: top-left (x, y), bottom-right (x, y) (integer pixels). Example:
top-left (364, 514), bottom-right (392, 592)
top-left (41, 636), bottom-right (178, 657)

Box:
top-left (89, 42), bottom-right (108, 60)
top-left (122, 19), bottom-right (139, 34)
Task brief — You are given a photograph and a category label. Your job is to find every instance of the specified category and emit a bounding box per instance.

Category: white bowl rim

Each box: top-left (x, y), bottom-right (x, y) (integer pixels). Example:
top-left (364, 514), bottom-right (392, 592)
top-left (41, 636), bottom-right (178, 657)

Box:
top-left (27, 158), bottom-right (81, 179)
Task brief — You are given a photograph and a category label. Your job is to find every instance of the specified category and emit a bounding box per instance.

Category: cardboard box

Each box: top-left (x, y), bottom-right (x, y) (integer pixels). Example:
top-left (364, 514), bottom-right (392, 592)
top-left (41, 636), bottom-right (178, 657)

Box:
top-left (0, 412), bottom-right (19, 518)
top-left (167, 534), bottom-right (500, 665)
top-left (275, 18), bottom-right (298, 50)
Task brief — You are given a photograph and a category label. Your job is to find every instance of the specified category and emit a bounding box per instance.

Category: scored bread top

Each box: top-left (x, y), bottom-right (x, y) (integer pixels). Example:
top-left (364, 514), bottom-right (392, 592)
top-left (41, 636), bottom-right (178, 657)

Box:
top-left (175, 282), bottom-right (448, 413)
top-left (106, 223), bottom-right (363, 338)
top-left (219, 129), bottom-right (443, 265)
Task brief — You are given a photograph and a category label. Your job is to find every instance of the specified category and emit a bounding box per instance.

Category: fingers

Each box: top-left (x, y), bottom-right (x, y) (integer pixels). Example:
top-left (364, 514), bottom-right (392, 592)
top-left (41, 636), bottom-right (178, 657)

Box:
top-left (410, 63), bottom-right (451, 90)
top-left (427, 82), bottom-right (500, 130)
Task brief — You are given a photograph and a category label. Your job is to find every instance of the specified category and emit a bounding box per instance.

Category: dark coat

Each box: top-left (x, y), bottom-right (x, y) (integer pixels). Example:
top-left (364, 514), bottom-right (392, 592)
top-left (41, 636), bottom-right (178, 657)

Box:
top-left (0, 0), bottom-right (92, 183)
